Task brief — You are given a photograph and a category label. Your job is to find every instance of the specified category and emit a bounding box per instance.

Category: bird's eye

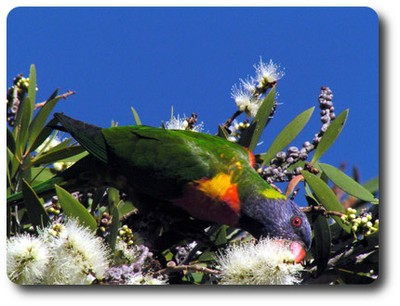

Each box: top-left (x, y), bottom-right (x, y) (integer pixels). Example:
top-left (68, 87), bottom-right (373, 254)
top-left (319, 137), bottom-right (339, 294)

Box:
top-left (291, 216), bottom-right (302, 227)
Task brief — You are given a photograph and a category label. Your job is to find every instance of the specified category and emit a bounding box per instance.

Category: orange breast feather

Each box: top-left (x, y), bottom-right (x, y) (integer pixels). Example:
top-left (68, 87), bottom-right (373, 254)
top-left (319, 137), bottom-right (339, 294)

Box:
top-left (172, 173), bottom-right (241, 226)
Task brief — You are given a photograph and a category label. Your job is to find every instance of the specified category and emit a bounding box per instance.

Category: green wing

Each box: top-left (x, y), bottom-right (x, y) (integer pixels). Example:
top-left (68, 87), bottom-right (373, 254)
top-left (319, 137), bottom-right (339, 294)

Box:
top-left (102, 126), bottom-right (252, 199)
top-left (54, 113), bottom-right (253, 200)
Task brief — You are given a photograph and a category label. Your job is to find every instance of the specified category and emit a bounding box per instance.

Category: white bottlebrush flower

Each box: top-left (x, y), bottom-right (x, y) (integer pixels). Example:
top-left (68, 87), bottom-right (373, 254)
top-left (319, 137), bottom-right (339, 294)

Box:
top-left (216, 237), bottom-right (304, 285)
top-left (112, 239), bottom-right (142, 266)
top-left (240, 77), bottom-right (257, 94)
top-left (126, 273), bottom-right (168, 285)
top-left (231, 84), bottom-right (262, 118)
top-left (164, 114), bottom-right (204, 132)
top-left (7, 234), bottom-right (51, 284)
top-left (254, 58), bottom-right (285, 85)
top-left (42, 219), bottom-right (110, 285)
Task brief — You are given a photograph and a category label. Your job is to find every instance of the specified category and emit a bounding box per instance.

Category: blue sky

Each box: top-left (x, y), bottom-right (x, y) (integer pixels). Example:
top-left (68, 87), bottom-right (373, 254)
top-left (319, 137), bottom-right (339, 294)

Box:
top-left (7, 7), bottom-right (378, 184)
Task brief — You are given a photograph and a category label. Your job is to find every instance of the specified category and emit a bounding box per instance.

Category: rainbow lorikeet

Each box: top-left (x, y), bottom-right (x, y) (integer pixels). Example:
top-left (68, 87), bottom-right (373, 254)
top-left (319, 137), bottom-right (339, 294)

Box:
top-left (10, 113), bottom-right (312, 262)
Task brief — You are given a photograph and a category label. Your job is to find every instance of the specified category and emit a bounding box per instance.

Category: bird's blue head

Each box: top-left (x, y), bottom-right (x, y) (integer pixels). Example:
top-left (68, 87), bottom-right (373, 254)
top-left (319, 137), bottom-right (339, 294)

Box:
top-left (239, 196), bottom-right (312, 262)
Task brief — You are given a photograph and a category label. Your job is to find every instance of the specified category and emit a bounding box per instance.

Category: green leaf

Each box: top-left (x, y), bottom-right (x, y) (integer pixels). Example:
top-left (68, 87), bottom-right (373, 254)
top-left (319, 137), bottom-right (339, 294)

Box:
top-left (212, 225), bottom-right (228, 246)
top-left (107, 187), bottom-right (120, 206)
top-left (108, 205), bottom-right (120, 252)
top-left (262, 106), bottom-right (315, 166)
top-left (27, 89), bottom-right (62, 153)
top-left (28, 64), bottom-right (37, 108)
top-left (301, 170), bottom-right (351, 233)
top-left (131, 107), bottom-right (142, 125)
top-left (312, 214), bottom-right (332, 274)
top-left (242, 87), bottom-right (276, 151)
top-left (311, 109), bottom-right (349, 164)
top-left (14, 97), bottom-right (33, 158)
top-left (30, 167), bottom-right (56, 185)
top-left (7, 127), bottom-right (16, 153)
top-left (362, 176), bottom-right (379, 195)
top-left (6, 149), bottom-right (14, 194)
top-left (32, 144), bottom-right (86, 167)
top-left (117, 200), bottom-right (136, 217)
top-left (29, 117), bottom-right (59, 153)
top-left (306, 195), bottom-right (331, 275)
top-left (7, 147), bottom-right (20, 185)
top-left (21, 178), bottom-right (50, 228)
top-left (319, 163), bottom-right (379, 204)
top-left (55, 185), bottom-right (97, 231)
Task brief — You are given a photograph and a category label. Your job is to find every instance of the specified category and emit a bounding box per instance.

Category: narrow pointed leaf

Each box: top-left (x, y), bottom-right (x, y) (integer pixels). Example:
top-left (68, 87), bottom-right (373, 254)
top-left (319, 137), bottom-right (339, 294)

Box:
top-left (213, 225), bottom-right (228, 246)
top-left (108, 205), bottom-right (120, 252)
top-left (28, 64), bottom-right (37, 107)
top-left (30, 117), bottom-right (60, 153)
top-left (32, 145), bottom-right (86, 167)
top-left (131, 107), bottom-right (142, 125)
top-left (311, 109), bottom-right (349, 164)
top-left (107, 187), bottom-right (120, 206)
top-left (55, 185), bottom-right (97, 231)
top-left (6, 149), bottom-right (13, 191)
top-left (306, 195), bottom-right (331, 274)
top-left (27, 89), bottom-right (62, 153)
top-left (117, 200), bottom-right (136, 217)
top-left (57, 151), bottom-right (89, 164)
top-left (14, 97), bottom-right (33, 158)
top-left (8, 147), bottom-right (21, 181)
top-left (106, 187), bottom-right (122, 251)
top-left (362, 176), bottom-right (379, 195)
top-left (7, 127), bottom-right (16, 153)
top-left (21, 178), bottom-right (50, 228)
top-left (319, 163), bottom-right (379, 204)
top-left (242, 87), bottom-right (276, 151)
top-left (31, 167), bottom-right (56, 185)
top-left (312, 214), bottom-right (332, 274)
top-left (31, 135), bottom-right (86, 167)
top-left (301, 170), bottom-right (351, 233)
top-left (262, 106), bottom-right (315, 166)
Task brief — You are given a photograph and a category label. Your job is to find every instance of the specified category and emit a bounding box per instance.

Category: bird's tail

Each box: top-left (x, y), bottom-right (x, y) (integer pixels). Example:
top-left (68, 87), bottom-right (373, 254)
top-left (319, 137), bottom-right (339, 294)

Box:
top-left (54, 113), bottom-right (108, 163)
top-left (8, 114), bottom-right (112, 206)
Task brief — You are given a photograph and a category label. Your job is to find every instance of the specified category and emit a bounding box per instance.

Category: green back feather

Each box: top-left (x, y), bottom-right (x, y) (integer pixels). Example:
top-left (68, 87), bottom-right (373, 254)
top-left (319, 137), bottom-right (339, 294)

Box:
top-left (54, 113), bottom-right (281, 201)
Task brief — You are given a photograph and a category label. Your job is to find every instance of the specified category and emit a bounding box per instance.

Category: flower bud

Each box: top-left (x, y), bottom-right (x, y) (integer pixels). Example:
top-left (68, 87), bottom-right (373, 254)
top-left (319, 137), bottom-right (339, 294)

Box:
top-left (361, 217), bottom-right (368, 224)
top-left (321, 115), bottom-right (330, 124)
top-left (276, 151), bottom-right (286, 160)
top-left (286, 157), bottom-right (294, 164)
top-left (320, 123), bottom-right (329, 133)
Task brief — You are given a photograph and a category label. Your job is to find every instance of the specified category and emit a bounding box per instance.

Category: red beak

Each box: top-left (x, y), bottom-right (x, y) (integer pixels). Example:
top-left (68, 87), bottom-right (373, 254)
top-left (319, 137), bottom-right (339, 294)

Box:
top-left (289, 241), bottom-right (307, 263)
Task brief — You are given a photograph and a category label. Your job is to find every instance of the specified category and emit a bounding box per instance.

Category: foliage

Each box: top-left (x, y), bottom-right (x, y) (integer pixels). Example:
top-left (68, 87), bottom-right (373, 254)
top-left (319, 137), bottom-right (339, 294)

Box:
top-left (6, 63), bottom-right (379, 285)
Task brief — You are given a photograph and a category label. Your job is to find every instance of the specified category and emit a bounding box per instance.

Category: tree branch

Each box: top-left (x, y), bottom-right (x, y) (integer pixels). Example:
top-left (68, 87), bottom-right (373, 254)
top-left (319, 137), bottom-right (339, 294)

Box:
top-left (34, 90), bottom-right (76, 110)
top-left (301, 205), bottom-right (345, 218)
top-left (153, 262), bottom-right (221, 277)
